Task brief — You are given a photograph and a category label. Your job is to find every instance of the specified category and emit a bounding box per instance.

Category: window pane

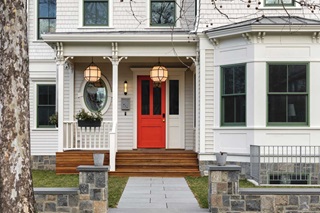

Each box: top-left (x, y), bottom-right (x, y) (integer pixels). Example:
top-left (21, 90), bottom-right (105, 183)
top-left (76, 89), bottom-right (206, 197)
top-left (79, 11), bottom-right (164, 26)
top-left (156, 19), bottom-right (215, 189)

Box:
top-left (288, 95), bottom-right (306, 122)
top-left (141, 80), bottom-right (150, 115)
top-left (223, 96), bottom-right (234, 123)
top-left (48, 0), bottom-right (56, 17)
top-left (269, 65), bottom-right (287, 92)
top-left (37, 85), bottom-right (56, 128)
top-left (268, 95), bottom-right (286, 122)
top-left (234, 66), bottom-right (245, 93)
top-left (169, 80), bottom-right (179, 115)
top-left (235, 96), bottom-right (245, 122)
top-left (84, 80), bottom-right (107, 112)
top-left (151, 1), bottom-right (175, 25)
top-left (39, 0), bottom-right (49, 17)
top-left (288, 65), bottom-right (306, 92)
top-left (265, 0), bottom-right (293, 5)
top-left (153, 86), bottom-right (161, 115)
top-left (223, 67), bottom-right (233, 94)
top-left (84, 1), bottom-right (108, 26)
top-left (38, 106), bottom-right (55, 126)
top-left (39, 19), bottom-right (56, 38)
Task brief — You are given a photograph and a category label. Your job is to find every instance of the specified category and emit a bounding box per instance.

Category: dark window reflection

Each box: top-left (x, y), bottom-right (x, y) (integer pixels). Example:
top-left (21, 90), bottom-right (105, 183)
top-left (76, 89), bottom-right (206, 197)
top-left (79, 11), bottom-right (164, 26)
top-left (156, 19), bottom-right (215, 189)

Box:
top-left (268, 64), bottom-right (307, 124)
top-left (84, 80), bottom-right (107, 112)
top-left (222, 64), bottom-right (246, 125)
top-left (141, 80), bottom-right (150, 115)
top-left (169, 80), bottom-right (179, 115)
top-left (153, 86), bottom-right (161, 115)
top-left (37, 85), bottom-right (56, 127)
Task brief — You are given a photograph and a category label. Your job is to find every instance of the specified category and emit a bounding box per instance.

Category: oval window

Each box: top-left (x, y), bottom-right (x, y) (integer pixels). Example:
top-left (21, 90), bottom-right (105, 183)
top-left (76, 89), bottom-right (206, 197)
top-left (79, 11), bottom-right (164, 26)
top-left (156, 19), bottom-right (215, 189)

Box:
top-left (83, 79), bottom-right (107, 112)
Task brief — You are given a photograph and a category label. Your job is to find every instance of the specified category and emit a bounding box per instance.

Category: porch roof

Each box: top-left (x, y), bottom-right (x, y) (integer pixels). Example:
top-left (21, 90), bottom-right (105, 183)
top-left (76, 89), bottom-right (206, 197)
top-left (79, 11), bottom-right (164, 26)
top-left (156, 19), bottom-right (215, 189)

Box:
top-left (42, 30), bottom-right (197, 43)
top-left (205, 16), bottom-right (320, 39)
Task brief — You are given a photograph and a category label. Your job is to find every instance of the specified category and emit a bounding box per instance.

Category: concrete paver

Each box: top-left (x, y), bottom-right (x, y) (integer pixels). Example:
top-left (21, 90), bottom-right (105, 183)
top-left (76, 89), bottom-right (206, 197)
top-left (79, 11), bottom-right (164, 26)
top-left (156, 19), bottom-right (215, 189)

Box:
top-left (109, 177), bottom-right (208, 213)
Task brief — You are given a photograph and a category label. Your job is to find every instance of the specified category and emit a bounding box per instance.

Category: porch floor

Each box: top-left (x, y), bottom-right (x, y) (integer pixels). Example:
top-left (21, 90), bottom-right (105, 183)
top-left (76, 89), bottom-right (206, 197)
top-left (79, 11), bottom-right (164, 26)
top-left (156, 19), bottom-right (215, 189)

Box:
top-left (56, 149), bottom-right (200, 177)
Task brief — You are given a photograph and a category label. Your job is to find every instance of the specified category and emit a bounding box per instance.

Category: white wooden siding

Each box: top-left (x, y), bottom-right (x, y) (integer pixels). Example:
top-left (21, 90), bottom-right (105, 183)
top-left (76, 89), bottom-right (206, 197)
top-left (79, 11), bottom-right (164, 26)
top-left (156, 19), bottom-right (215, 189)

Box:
top-left (198, 0), bottom-right (318, 31)
top-left (29, 61), bottom-right (58, 155)
top-left (205, 49), bottom-right (214, 153)
top-left (185, 71), bottom-right (194, 150)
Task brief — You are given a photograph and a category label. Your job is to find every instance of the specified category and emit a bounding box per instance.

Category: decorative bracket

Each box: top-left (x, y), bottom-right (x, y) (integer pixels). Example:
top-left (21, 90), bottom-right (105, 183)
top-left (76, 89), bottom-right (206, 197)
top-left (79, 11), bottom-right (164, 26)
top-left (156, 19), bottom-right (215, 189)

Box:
top-left (257, 32), bottom-right (266, 43)
top-left (105, 42), bottom-right (128, 64)
top-left (242, 33), bottom-right (251, 43)
top-left (312, 32), bottom-right (320, 43)
top-left (209, 38), bottom-right (219, 46)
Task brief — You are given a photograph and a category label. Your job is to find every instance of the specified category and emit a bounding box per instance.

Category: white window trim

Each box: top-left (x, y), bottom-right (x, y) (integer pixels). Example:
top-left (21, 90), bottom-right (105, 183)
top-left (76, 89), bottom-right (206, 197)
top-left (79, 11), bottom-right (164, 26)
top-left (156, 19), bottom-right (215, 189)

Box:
top-left (147, 0), bottom-right (181, 28)
top-left (79, 0), bottom-right (113, 28)
top-left (259, 0), bottom-right (301, 9)
top-left (78, 75), bottom-right (112, 115)
top-left (33, 81), bottom-right (56, 129)
top-left (34, 0), bottom-right (57, 41)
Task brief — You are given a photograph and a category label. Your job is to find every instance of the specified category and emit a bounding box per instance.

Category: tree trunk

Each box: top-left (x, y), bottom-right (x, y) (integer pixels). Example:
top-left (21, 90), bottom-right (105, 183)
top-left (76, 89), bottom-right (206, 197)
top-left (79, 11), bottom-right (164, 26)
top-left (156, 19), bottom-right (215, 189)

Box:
top-left (0, 1), bottom-right (35, 212)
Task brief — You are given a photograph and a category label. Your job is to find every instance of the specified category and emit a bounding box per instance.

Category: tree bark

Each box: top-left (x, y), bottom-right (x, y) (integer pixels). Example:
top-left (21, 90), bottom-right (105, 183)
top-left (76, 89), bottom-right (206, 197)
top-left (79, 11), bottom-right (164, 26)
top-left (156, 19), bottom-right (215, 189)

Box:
top-left (0, 0), bottom-right (35, 212)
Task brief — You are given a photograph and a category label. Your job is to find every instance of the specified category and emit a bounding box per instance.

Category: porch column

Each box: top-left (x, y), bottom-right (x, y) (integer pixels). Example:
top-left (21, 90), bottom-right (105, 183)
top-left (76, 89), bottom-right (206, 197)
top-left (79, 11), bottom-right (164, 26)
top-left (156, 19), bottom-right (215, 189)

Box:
top-left (56, 42), bottom-right (64, 152)
top-left (55, 42), bottom-right (72, 152)
top-left (107, 42), bottom-right (127, 171)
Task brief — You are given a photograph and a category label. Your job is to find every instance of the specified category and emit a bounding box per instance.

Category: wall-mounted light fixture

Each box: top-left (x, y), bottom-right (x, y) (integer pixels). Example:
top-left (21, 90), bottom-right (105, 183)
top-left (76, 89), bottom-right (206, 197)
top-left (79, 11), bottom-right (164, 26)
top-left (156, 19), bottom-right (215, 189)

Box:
top-left (124, 81), bottom-right (128, 95)
top-left (84, 58), bottom-right (101, 82)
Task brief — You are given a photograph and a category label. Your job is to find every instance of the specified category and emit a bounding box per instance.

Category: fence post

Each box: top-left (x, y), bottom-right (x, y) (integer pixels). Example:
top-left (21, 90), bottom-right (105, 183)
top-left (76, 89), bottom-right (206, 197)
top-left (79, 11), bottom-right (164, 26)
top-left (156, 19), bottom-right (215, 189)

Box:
top-left (77, 165), bottom-right (109, 213)
top-left (208, 165), bottom-right (241, 212)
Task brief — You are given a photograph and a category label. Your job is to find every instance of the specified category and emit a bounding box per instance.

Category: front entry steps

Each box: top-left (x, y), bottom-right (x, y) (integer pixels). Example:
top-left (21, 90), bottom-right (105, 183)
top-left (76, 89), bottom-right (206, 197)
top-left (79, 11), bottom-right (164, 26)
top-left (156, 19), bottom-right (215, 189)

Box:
top-left (55, 150), bottom-right (200, 177)
top-left (111, 150), bottom-right (200, 177)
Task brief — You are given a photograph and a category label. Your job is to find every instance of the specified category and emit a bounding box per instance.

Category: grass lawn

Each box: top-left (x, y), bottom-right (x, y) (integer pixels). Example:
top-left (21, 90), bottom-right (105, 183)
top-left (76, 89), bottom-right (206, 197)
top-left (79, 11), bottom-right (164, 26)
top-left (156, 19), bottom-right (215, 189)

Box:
top-left (185, 176), bottom-right (208, 208)
top-left (32, 170), bottom-right (128, 208)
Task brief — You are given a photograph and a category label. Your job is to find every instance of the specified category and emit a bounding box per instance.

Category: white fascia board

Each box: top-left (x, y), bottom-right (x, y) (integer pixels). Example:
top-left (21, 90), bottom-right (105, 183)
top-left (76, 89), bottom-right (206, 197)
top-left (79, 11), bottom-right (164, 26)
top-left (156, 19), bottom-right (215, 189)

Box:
top-left (42, 33), bottom-right (198, 43)
top-left (206, 25), bottom-right (320, 39)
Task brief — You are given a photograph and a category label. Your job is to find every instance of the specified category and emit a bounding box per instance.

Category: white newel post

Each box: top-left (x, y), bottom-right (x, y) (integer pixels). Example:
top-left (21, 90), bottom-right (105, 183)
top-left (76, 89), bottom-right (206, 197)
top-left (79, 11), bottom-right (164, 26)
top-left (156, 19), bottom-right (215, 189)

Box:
top-left (107, 42), bottom-right (127, 171)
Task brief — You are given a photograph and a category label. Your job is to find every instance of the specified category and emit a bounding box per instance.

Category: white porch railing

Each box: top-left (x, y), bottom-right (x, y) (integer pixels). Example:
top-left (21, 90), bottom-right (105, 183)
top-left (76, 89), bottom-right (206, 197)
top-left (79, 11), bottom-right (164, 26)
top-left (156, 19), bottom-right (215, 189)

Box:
top-left (63, 121), bottom-right (113, 150)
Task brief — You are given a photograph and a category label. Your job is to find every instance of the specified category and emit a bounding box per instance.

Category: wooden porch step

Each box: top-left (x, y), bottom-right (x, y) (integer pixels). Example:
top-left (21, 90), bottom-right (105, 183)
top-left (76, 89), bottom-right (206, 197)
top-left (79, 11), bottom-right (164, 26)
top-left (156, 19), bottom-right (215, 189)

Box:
top-left (56, 151), bottom-right (110, 174)
top-left (55, 150), bottom-right (200, 177)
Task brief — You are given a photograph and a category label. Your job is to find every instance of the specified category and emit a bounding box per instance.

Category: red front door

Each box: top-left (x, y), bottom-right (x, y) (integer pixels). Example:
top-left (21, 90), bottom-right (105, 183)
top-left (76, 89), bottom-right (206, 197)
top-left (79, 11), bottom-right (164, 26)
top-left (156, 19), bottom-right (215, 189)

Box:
top-left (137, 76), bottom-right (166, 148)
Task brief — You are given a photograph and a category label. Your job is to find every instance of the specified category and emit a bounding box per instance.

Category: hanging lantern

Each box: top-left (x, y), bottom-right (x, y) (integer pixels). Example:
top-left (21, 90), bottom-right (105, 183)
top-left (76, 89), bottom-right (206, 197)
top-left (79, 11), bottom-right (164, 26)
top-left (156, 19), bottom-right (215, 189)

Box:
top-left (150, 58), bottom-right (168, 84)
top-left (84, 60), bottom-right (101, 82)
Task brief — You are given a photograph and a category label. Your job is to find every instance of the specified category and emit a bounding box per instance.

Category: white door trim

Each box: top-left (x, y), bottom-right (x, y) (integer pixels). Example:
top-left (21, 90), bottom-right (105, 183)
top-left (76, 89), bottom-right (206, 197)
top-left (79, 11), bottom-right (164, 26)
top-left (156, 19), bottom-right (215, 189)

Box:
top-left (131, 67), bottom-right (187, 149)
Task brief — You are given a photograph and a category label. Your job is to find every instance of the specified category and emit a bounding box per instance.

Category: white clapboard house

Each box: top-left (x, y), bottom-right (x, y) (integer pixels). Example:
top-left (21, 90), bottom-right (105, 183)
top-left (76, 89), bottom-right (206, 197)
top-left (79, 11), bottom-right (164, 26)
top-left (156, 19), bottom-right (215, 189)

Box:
top-left (29, 0), bottom-right (320, 179)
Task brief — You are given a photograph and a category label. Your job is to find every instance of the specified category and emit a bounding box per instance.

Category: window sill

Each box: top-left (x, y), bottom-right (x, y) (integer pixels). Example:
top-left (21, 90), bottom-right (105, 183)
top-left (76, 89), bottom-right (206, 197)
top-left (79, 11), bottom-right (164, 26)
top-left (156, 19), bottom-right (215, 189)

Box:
top-left (77, 26), bottom-right (114, 29)
top-left (259, 5), bottom-right (300, 9)
top-left (31, 128), bottom-right (58, 131)
top-left (145, 26), bottom-right (181, 30)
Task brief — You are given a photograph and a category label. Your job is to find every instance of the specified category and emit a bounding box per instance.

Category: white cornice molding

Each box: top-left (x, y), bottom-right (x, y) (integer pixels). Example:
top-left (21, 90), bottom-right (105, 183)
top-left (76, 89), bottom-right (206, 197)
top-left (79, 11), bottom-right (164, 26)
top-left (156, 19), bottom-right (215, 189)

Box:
top-left (42, 33), bottom-right (198, 43)
top-left (206, 25), bottom-right (320, 39)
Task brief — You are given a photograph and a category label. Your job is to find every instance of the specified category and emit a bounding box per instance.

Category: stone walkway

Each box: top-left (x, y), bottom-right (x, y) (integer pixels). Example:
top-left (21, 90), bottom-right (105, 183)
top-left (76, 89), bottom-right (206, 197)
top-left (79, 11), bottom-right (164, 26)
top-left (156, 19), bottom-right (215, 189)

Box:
top-left (109, 177), bottom-right (208, 213)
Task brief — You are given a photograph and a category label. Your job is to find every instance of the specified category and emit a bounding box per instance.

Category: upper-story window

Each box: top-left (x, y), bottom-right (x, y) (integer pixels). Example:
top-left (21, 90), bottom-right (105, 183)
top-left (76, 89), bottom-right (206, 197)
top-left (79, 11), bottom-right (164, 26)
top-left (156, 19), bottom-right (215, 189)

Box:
top-left (38, 0), bottom-right (56, 39)
top-left (268, 63), bottom-right (308, 126)
top-left (265, 0), bottom-right (294, 6)
top-left (84, 0), bottom-right (108, 26)
top-left (221, 64), bottom-right (246, 126)
top-left (150, 0), bottom-right (175, 26)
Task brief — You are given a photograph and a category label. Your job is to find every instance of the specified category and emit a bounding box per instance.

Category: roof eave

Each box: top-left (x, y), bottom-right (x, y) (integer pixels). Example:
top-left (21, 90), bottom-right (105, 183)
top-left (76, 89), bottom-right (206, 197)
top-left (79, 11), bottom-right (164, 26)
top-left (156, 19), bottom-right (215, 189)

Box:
top-left (206, 25), bottom-right (320, 39)
top-left (41, 33), bottom-right (197, 43)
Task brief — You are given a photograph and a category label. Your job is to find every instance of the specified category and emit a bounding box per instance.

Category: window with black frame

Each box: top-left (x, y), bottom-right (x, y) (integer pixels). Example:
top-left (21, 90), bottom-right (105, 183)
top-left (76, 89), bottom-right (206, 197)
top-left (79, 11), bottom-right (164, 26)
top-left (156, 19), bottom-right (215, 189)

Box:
top-left (264, 0), bottom-right (294, 6)
top-left (37, 84), bottom-right (56, 128)
top-left (38, 0), bottom-right (56, 39)
top-left (150, 0), bottom-right (175, 26)
top-left (83, 0), bottom-right (108, 26)
top-left (221, 64), bottom-right (246, 126)
top-left (268, 64), bottom-right (308, 125)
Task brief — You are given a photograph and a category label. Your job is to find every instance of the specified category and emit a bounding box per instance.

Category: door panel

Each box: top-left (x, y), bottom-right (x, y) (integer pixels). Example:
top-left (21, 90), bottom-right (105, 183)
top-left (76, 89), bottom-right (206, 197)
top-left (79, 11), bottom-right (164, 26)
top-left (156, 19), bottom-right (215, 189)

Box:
top-left (138, 76), bottom-right (166, 148)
